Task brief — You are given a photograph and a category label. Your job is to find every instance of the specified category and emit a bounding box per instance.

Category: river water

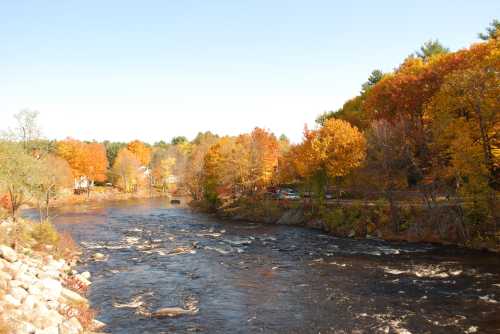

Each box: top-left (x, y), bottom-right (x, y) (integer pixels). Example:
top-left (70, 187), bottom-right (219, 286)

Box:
top-left (44, 198), bottom-right (499, 333)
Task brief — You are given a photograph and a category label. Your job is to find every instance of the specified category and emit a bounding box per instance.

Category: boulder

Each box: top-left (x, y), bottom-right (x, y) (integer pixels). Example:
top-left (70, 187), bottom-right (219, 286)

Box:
top-left (0, 245), bottom-right (17, 262)
top-left (38, 278), bottom-right (62, 301)
top-left (9, 279), bottom-right (24, 289)
top-left (59, 317), bottom-right (83, 334)
top-left (0, 278), bottom-right (8, 290)
top-left (0, 270), bottom-right (12, 281)
top-left (16, 272), bottom-right (37, 285)
top-left (9, 286), bottom-right (28, 302)
top-left (28, 285), bottom-right (43, 296)
top-left (14, 321), bottom-right (37, 334)
top-left (77, 276), bottom-right (91, 286)
top-left (37, 270), bottom-right (60, 280)
top-left (80, 271), bottom-right (91, 280)
top-left (32, 309), bottom-right (64, 330)
top-left (92, 253), bottom-right (106, 261)
top-left (0, 258), bottom-right (10, 268)
top-left (22, 294), bottom-right (38, 309)
top-left (4, 293), bottom-right (22, 307)
top-left (37, 325), bottom-right (59, 334)
top-left (31, 302), bottom-right (50, 321)
top-left (61, 287), bottom-right (88, 304)
top-left (46, 300), bottom-right (59, 310)
top-left (47, 259), bottom-right (65, 271)
top-left (90, 319), bottom-right (106, 331)
top-left (8, 261), bottom-right (27, 274)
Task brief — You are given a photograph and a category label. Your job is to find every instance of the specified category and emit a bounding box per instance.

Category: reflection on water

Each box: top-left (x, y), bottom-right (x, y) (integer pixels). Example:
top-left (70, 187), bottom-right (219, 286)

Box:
top-left (31, 198), bottom-right (500, 333)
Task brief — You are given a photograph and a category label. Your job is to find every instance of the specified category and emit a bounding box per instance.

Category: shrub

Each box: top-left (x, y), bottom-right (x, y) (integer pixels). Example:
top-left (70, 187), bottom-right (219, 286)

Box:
top-left (55, 231), bottom-right (80, 259)
top-left (59, 301), bottom-right (97, 330)
top-left (64, 275), bottom-right (88, 295)
top-left (31, 221), bottom-right (59, 247)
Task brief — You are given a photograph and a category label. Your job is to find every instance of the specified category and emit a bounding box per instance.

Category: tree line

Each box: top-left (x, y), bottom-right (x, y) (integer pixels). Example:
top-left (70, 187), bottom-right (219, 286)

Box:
top-left (188, 21), bottom-right (499, 246)
top-left (0, 21), bottom-right (498, 246)
top-left (0, 112), bottom-right (193, 220)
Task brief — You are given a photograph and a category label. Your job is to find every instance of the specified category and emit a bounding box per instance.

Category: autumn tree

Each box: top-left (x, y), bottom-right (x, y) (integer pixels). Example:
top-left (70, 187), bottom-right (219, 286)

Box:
top-left (184, 132), bottom-right (219, 200)
top-left (365, 120), bottom-right (411, 229)
top-left (245, 128), bottom-right (279, 192)
top-left (199, 136), bottom-right (246, 201)
top-left (33, 155), bottom-right (73, 221)
top-left (425, 39), bottom-right (499, 231)
top-left (56, 139), bottom-right (108, 187)
top-left (151, 148), bottom-right (176, 192)
top-left (280, 120), bottom-right (366, 200)
top-left (363, 44), bottom-right (491, 184)
top-left (201, 141), bottom-right (224, 209)
top-left (313, 119), bottom-right (366, 177)
top-left (279, 127), bottom-right (321, 184)
top-left (0, 142), bottom-right (39, 220)
top-left (127, 140), bottom-right (152, 166)
top-left (111, 148), bottom-right (142, 192)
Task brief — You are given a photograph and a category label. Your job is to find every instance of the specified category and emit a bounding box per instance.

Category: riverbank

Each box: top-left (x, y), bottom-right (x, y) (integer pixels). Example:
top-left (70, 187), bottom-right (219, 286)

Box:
top-left (192, 197), bottom-right (499, 253)
top-left (0, 219), bottom-right (104, 334)
top-left (50, 187), bottom-right (170, 207)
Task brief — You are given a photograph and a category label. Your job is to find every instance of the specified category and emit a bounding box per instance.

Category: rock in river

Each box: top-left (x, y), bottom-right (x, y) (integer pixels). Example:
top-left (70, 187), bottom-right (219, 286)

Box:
top-left (92, 252), bottom-right (107, 261)
top-left (152, 306), bottom-right (199, 318)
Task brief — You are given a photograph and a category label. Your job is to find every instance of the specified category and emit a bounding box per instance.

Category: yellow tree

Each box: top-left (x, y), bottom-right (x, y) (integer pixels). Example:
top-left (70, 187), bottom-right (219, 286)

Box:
top-left (201, 141), bottom-right (225, 208)
top-left (112, 148), bottom-right (142, 192)
top-left (425, 38), bottom-right (499, 231)
top-left (313, 118), bottom-right (367, 178)
top-left (278, 120), bottom-right (366, 198)
top-left (152, 157), bottom-right (176, 192)
top-left (127, 140), bottom-right (152, 166)
top-left (248, 128), bottom-right (279, 191)
top-left (184, 132), bottom-right (219, 200)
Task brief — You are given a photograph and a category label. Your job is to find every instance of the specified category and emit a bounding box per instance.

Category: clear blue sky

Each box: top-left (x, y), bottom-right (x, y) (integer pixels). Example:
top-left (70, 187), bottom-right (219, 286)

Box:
top-left (1, 1), bottom-right (498, 143)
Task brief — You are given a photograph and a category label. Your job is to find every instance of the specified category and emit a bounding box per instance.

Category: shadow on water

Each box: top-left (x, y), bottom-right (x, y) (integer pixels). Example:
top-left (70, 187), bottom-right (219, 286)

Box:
top-left (26, 198), bottom-right (500, 333)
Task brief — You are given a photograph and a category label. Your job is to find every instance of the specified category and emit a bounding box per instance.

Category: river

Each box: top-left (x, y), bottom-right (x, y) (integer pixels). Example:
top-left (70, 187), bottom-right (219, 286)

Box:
top-left (40, 198), bottom-right (499, 333)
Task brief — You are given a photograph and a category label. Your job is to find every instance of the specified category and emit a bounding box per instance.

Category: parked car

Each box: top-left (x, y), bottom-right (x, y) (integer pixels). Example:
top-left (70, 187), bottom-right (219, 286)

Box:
top-left (277, 188), bottom-right (300, 200)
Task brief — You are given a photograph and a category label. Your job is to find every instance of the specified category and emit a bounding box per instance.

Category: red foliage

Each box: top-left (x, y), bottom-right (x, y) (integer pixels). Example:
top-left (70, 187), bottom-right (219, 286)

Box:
top-left (0, 193), bottom-right (12, 211)
top-left (63, 276), bottom-right (89, 295)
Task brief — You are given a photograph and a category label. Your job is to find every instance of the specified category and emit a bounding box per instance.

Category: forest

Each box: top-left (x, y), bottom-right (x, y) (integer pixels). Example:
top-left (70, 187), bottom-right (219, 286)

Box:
top-left (0, 21), bottom-right (498, 249)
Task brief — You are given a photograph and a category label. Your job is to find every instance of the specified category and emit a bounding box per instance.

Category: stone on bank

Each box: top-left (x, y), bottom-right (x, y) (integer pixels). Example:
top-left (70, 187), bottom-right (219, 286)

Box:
top-left (0, 236), bottom-right (101, 334)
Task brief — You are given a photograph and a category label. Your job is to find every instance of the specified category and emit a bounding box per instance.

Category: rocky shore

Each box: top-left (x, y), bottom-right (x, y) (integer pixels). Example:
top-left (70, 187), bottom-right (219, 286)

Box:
top-left (0, 223), bottom-right (104, 334)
